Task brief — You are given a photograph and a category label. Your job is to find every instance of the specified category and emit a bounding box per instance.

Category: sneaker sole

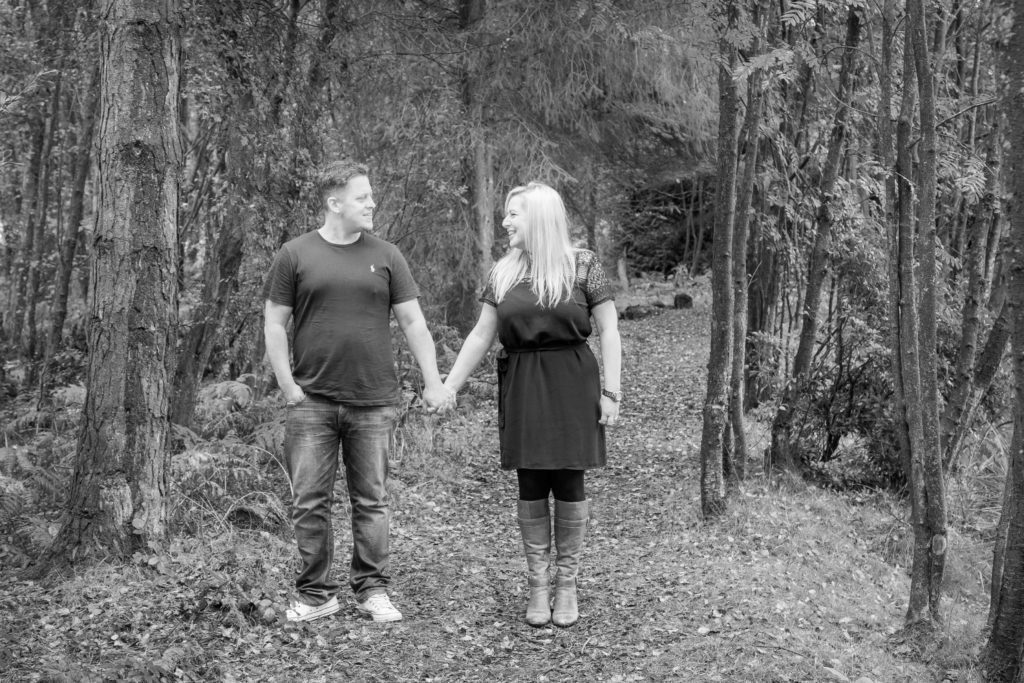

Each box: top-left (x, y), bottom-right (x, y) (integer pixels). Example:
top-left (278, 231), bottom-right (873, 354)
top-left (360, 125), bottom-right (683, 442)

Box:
top-left (356, 606), bottom-right (403, 623)
top-left (287, 600), bottom-right (340, 622)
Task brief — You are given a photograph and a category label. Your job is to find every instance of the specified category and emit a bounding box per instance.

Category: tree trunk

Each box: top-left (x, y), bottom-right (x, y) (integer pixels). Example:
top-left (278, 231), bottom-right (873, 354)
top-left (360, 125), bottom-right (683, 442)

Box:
top-left (20, 71), bottom-right (63, 366)
top-left (941, 119), bottom-right (1003, 469)
top-left (905, 0), bottom-right (947, 627)
top-left (169, 212), bottom-right (244, 427)
top-left (42, 67), bottom-right (100, 393)
top-left (699, 0), bottom-right (739, 519)
top-left (33, 0), bottom-right (181, 572)
top-left (767, 8), bottom-right (861, 474)
top-left (451, 0), bottom-right (494, 334)
top-left (989, 467), bottom-right (1013, 631)
top-left (984, 0), bottom-right (1024, 675)
top-left (727, 61), bottom-right (764, 485)
top-left (745, 187), bottom-right (779, 411)
top-left (6, 121), bottom-right (44, 344)
top-left (690, 179), bottom-right (708, 276)
top-left (945, 296), bottom-right (1011, 466)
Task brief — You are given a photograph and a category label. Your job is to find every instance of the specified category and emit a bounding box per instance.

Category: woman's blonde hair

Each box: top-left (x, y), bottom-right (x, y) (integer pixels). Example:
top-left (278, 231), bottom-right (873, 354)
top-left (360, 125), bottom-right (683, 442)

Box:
top-left (489, 182), bottom-right (575, 307)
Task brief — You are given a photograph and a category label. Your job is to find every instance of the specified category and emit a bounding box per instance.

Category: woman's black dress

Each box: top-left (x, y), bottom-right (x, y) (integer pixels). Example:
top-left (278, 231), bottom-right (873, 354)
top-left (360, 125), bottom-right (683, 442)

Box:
top-left (480, 250), bottom-right (613, 470)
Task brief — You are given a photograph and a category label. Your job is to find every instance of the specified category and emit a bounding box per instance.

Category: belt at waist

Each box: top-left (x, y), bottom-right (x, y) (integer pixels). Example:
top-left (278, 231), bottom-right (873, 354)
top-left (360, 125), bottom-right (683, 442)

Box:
top-left (500, 341), bottom-right (586, 355)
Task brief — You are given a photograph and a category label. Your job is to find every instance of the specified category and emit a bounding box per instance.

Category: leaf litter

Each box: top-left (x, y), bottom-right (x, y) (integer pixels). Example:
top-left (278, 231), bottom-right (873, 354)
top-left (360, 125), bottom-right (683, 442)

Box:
top-left (0, 304), bottom-right (987, 682)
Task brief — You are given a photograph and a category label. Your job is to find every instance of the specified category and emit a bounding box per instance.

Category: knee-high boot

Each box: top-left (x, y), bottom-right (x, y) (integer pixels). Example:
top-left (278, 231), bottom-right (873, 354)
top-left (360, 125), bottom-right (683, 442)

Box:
top-left (552, 499), bottom-right (589, 627)
top-left (517, 499), bottom-right (552, 626)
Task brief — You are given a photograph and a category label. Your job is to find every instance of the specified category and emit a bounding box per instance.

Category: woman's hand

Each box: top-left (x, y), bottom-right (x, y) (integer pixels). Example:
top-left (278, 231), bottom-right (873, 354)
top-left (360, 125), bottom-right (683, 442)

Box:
top-left (599, 395), bottom-right (620, 426)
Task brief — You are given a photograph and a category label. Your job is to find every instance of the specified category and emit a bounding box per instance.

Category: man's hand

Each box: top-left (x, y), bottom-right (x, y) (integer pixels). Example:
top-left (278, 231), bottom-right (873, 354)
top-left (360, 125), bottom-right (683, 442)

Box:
top-left (422, 384), bottom-right (456, 413)
top-left (283, 383), bottom-right (306, 405)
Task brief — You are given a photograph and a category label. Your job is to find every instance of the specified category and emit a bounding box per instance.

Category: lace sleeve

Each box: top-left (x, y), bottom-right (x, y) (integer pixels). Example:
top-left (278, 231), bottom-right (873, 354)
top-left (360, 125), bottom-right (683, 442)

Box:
top-left (575, 249), bottom-right (613, 309)
top-left (479, 278), bottom-right (497, 307)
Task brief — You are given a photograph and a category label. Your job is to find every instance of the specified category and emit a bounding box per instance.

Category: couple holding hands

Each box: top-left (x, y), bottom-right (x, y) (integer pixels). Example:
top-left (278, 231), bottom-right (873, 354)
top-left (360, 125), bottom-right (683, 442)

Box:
top-left (264, 160), bottom-right (622, 628)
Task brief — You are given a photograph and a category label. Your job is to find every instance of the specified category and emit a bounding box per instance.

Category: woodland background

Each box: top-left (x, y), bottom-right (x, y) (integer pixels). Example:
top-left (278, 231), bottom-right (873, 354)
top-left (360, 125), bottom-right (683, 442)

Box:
top-left (4, 0), bottom-right (1024, 680)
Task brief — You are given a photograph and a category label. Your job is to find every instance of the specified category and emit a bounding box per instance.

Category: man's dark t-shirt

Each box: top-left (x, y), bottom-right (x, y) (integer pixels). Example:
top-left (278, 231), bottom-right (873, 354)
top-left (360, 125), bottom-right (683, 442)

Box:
top-left (264, 230), bottom-right (419, 405)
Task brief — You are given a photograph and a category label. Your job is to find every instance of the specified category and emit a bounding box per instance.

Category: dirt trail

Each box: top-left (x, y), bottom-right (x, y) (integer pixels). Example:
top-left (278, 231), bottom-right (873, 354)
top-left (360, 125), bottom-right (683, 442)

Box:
top-left (3, 304), bottom-right (934, 682)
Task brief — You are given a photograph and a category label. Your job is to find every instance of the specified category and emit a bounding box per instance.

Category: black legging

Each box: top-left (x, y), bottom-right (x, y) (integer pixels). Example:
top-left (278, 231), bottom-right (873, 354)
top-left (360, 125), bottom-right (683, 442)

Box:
top-left (517, 468), bottom-right (585, 502)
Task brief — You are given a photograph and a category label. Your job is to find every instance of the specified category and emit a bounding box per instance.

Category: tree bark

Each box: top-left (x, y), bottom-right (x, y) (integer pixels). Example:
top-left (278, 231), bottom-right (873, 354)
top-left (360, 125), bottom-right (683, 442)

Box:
top-left (699, 0), bottom-right (739, 519)
top-left (726, 61), bottom-right (764, 486)
top-left (905, 0), bottom-right (947, 627)
top-left (941, 118), bottom-right (1003, 469)
top-left (945, 296), bottom-right (1011, 468)
top-left (744, 188), bottom-right (779, 411)
top-left (20, 70), bottom-right (63, 365)
top-left (767, 8), bottom-right (860, 474)
top-left (6, 121), bottom-right (44, 344)
top-left (451, 0), bottom-right (494, 334)
top-left (33, 0), bottom-right (181, 571)
top-left (984, 0), bottom-right (1024, 675)
top-left (41, 67), bottom-right (100, 392)
top-left (169, 214), bottom-right (244, 427)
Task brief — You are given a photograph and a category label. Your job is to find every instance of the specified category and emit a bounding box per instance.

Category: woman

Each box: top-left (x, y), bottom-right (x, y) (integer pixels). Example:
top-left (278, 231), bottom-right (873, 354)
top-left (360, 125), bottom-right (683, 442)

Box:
top-left (444, 182), bottom-right (622, 627)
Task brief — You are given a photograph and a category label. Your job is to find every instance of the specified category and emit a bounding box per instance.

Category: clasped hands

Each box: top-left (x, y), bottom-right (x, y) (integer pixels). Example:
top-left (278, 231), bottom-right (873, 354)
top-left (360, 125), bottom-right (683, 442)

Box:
top-left (422, 383), bottom-right (457, 414)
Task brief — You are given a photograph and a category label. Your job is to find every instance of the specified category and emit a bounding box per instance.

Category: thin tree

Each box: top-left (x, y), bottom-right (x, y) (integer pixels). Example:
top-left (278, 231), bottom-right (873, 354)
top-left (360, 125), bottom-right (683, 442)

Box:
top-left (32, 0), bottom-right (181, 571)
top-left (725, 0), bottom-right (769, 486)
top-left (903, 0), bottom-right (947, 628)
top-left (766, 7), bottom-right (861, 474)
top-left (41, 65), bottom-right (100, 396)
top-left (455, 0), bottom-right (495, 332)
top-left (941, 118), bottom-right (1005, 468)
top-left (699, 0), bottom-right (739, 519)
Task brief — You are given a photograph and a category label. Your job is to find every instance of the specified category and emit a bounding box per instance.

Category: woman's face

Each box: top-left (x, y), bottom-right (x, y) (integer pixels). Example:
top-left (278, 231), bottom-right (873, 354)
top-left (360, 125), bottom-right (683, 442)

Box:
top-left (503, 195), bottom-right (528, 251)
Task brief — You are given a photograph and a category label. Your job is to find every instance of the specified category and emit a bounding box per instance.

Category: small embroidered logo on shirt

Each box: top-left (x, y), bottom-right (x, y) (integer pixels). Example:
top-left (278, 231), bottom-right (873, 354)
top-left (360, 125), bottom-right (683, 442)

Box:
top-left (370, 265), bottom-right (376, 273)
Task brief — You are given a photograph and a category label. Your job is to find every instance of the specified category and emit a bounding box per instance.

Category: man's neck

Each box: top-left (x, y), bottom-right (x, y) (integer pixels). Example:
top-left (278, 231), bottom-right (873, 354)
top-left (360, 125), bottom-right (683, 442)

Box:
top-left (318, 219), bottom-right (361, 245)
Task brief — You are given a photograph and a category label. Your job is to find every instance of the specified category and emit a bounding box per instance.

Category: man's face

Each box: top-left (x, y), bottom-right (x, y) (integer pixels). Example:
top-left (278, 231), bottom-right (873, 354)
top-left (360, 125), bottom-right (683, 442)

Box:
top-left (328, 175), bottom-right (375, 232)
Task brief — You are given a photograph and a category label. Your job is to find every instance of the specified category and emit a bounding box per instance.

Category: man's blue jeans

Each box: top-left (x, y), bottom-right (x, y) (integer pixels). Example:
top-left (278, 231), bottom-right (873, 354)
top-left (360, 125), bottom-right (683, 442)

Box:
top-left (284, 397), bottom-right (398, 605)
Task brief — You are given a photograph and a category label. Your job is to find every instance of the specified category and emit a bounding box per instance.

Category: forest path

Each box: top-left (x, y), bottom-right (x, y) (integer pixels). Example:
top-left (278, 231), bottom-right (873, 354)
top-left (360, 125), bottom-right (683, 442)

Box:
top-left (360, 305), bottom-right (930, 682)
top-left (0, 304), bottom-right (943, 683)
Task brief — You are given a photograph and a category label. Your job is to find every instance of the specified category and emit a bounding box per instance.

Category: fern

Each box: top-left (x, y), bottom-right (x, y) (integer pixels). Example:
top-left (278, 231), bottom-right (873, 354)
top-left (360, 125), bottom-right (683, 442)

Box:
top-left (0, 476), bottom-right (30, 526)
top-left (27, 467), bottom-right (65, 504)
top-left (16, 515), bottom-right (54, 553)
top-left (780, 0), bottom-right (818, 29)
top-left (0, 446), bottom-right (19, 475)
top-left (249, 418), bottom-right (284, 458)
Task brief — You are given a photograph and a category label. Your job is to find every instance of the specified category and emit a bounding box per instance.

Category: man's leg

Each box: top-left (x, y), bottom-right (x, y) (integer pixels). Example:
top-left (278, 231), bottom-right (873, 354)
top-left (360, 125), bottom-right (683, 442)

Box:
top-left (284, 397), bottom-right (342, 615)
top-left (340, 403), bottom-right (401, 621)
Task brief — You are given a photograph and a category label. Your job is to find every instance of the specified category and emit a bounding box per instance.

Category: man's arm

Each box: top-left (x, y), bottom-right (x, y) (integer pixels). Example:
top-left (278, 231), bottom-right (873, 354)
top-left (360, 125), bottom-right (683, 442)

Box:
top-left (264, 299), bottom-right (305, 404)
top-left (392, 299), bottom-right (451, 411)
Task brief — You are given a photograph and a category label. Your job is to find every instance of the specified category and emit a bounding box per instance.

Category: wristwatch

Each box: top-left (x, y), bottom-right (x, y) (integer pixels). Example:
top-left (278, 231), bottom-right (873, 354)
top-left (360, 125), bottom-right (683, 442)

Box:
top-left (602, 389), bottom-right (622, 402)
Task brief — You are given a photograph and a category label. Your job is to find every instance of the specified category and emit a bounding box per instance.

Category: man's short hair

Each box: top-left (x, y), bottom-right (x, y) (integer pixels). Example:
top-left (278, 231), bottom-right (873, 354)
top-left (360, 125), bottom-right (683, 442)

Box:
top-left (318, 160), bottom-right (368, 209)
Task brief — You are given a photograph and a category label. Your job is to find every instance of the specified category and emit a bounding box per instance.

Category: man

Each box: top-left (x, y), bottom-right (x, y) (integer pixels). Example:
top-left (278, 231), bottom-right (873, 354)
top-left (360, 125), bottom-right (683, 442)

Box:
top-left (264, 160), bottom-right (451, 622)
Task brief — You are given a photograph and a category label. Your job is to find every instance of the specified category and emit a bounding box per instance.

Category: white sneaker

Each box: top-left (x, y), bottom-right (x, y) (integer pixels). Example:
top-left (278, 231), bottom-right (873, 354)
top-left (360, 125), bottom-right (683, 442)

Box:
top-left (357, 593), bottom-right (403, 622)
top-left (286, 596), bottom-right (340, 622)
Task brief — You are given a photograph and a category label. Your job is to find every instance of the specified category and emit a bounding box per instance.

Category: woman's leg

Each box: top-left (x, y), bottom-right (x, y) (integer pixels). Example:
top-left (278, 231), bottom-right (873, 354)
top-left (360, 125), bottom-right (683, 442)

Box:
top-left (552, 470), bottom-right (588, 627)
top-left (548, 469), bottom-right (584, 502)
top-left (516, 469), bottom-right (553, 626)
